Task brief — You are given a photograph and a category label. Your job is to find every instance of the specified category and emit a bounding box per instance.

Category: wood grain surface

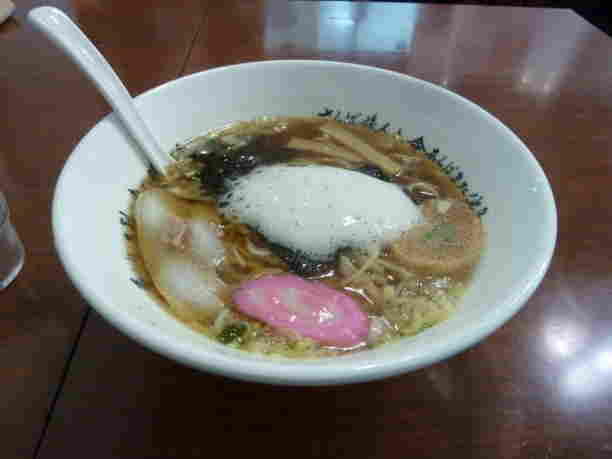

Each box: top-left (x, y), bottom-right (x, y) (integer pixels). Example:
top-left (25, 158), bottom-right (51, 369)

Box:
top-left (0, 1), bottom-right (203, 457)
top-left (2, 1), bottom-right (612, 458)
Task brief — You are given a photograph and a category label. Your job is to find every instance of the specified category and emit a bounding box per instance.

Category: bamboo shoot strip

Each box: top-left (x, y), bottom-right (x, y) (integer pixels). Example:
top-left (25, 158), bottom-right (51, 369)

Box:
top-left (319, 122), bottom-right (401, 175)
top-left (287, 137), bottom-right (363, 163)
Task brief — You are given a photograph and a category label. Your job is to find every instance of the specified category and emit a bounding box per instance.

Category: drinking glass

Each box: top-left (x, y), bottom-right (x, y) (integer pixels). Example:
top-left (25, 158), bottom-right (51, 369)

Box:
top-left (0, 191), bottom-right (25, 289)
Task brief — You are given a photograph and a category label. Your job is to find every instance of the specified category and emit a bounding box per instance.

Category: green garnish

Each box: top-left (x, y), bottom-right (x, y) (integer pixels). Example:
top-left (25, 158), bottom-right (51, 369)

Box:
top-left (218, 323), bottom-right (248, 345)
top-left (424, 223), bottom-right (456, 243)
top-left (421, 321), bottom-right (436, 330)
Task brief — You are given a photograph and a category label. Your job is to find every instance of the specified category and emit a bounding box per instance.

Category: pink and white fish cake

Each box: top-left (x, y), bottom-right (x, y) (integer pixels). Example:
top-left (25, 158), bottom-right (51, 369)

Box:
top-left (233, 274), bottom-right (369, 349)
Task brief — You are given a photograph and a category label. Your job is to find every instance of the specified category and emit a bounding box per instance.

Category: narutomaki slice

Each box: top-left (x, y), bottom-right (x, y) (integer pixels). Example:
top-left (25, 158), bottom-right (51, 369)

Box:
top-left (233, 275), bottom-right (369, 348)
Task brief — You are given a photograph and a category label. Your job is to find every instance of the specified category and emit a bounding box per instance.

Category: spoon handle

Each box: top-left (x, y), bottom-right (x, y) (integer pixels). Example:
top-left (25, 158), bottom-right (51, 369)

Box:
top-left (28, 6), bottom-right (169, 174)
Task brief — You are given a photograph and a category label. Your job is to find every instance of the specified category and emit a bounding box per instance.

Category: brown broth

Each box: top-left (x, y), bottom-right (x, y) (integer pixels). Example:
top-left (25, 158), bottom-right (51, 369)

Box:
top-left (128, 116), bottom-right (483, 357)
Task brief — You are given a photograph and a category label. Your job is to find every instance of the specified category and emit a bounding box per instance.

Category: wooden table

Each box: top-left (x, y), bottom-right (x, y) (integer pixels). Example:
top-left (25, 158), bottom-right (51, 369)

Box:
top-left (2, 1), bottom-right (611, 458)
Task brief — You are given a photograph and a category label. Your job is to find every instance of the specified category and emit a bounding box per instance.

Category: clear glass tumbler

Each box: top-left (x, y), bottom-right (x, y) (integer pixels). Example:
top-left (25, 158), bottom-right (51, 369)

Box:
top-left (0, 191), bottom-right (25, 289)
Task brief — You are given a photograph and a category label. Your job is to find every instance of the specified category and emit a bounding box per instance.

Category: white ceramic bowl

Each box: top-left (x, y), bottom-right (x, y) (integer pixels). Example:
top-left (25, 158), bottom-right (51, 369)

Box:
top-left (53, 60), bottom-right (556, 385)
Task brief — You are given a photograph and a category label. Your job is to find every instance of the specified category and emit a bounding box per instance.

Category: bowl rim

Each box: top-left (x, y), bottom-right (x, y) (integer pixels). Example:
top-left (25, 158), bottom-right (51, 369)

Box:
top-left (52, 59), bottom-right (558, 385)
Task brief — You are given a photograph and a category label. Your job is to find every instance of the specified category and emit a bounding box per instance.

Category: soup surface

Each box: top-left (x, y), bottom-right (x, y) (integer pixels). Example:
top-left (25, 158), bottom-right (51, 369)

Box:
top-left (127, 116), bottom-right (485, 358)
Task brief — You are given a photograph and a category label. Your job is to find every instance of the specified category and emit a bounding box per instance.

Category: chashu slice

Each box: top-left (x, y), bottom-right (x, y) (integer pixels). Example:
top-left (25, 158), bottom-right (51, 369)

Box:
top-left (391, 199), bottom-right (484, 274)
top-left (134, 189), bottom-right (225, 320)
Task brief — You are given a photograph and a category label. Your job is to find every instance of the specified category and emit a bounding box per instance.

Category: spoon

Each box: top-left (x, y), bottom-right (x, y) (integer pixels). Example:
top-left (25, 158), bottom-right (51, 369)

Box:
top-left (27, 6), bottom-right (170, 174)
